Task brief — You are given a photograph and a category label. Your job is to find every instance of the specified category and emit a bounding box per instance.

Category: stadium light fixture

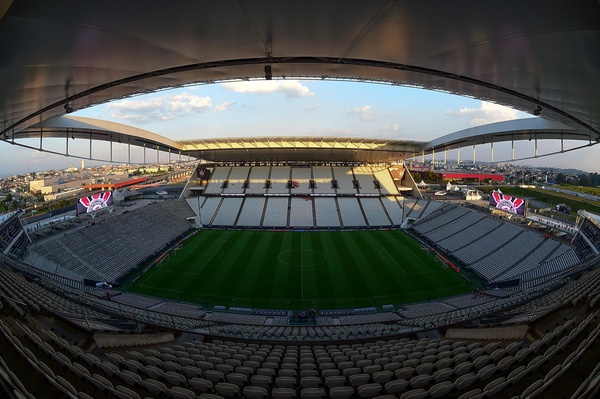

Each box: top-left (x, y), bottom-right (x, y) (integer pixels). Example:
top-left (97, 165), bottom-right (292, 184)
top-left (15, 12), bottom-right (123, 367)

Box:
top-left (265, 51), bottom-right (273, 80)
top-left (533, 105), bottom-right (542, 116)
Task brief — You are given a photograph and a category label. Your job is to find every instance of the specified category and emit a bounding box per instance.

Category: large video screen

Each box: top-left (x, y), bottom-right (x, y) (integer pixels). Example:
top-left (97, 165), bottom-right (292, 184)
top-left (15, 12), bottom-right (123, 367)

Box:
top-left (77, 192), bottom-right (113, 214)
top-left (489, 191), bottom-right (526, 215)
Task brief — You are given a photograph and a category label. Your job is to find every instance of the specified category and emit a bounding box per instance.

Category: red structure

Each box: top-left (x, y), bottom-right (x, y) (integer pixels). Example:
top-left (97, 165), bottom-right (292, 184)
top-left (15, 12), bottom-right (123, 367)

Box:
top-left (439, 172), bottom-right (504, 182)
top-left (83, 177), bottom-right (148, 191)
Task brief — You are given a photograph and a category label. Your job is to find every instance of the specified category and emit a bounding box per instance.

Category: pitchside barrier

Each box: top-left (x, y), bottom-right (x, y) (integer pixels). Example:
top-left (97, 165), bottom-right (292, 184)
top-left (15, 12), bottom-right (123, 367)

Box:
top-left (435, 255), bottom-right (448, 268)
top-left (420, 242), bottom-right (460, 273)
top-left (156, 254), bottom-right (170, 267)
top-left (434, 251), bottom-right (461, 273)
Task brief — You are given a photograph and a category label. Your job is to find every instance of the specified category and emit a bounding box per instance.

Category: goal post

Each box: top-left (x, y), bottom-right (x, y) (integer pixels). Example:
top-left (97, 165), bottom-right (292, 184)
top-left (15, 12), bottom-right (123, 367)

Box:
top-left (156, 253), bottom-right (170, 268)
top-left (435, 255), bottom-right (448, 268)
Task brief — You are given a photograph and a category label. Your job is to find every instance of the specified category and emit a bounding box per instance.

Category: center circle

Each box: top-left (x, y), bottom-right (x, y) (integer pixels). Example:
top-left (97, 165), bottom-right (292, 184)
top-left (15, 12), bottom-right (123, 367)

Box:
top-left (278, 250), bottom-right (326, 267)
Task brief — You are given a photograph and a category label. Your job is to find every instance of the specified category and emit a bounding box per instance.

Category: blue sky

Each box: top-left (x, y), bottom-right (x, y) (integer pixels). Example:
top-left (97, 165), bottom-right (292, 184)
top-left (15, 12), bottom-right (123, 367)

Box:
top-left (2, 80), bottom-right (599, 177)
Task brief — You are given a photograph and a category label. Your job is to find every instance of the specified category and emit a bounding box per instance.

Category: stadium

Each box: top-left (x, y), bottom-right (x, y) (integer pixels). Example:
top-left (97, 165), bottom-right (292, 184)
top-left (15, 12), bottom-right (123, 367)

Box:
top-left (1, 2), bottom-right (600, 399)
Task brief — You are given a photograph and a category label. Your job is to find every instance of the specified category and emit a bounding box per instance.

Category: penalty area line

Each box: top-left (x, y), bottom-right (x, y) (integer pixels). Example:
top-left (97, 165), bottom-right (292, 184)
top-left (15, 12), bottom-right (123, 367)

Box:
top-left (193, 240), bottom-right (228, 276)
top-left (377, 241), bottom-right (407, 275)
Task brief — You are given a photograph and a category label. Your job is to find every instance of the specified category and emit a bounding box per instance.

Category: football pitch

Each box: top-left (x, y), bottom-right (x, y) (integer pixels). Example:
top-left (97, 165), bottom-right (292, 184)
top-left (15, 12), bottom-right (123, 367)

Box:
top-left (127, 229), bottom-right (475, 310)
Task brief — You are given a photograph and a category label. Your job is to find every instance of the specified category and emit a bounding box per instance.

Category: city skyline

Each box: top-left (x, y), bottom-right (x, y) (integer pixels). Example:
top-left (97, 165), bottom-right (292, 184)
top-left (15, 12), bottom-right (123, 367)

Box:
top-left (2, 80), bottom-right (599, 177)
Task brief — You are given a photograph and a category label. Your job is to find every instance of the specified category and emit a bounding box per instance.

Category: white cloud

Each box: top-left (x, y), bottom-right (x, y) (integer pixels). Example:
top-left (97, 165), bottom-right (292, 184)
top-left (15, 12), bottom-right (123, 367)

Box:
top-left (306, 104), bottom-right (321, 112)
top-left (445, 101), bottom-right (521, 126)
top-left (108, 93), bottom-right (212, 123)
top-left (170, 93), bottom-right (212, 113)
top-left (220, 80), bottom-right (314, 97)
top-left (382, 123), bottom-right (401, 132)
top-left (215, 101), bottom-right (235, 113)
top-left (347, 105), bottom-right (377, 121)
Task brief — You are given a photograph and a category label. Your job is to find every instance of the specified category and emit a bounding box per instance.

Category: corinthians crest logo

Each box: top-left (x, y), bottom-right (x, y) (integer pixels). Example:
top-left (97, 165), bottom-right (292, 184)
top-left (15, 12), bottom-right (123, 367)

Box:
top-left (490, 191), bottom-right (525, 215)
top-left (79, 192), bottom-right (112, 213)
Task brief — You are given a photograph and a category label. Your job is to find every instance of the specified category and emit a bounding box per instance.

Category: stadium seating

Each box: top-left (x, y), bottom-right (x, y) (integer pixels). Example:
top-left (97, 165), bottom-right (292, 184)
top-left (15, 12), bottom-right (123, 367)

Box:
top-left (2, 163), bottom-right (599, 397)
top-left (453, 223), bottom-right (522, 265)
top-left (291, 167), bottom-right (313, 195)
top-left (314, 198), bottom-right (341, 227)
top-left (204, 166), bottom-right (231, 194)
top-left (312, 166), bottom-right (336, 195)
top-left (412, 205), bottom-right (470, 235)
top-left (372, 166), bottom-right (400, 195)
top-left (221, 166), bottom-right (250, 194)
top-left (337, 198), bottom-right (367, 228)
top-left (26, 200), bottom-right (195, 283)
top-left (0, 270), bottom-right (598, 399)
top-left (289, 197), bottom-right (315, 228)
top-left (436, 217), bottom-right (501, 253)
top-left (269, 167), bottom-right (292, 194)
top-left (423, 211), bottom-right (485, 243)
top-left (199, 197), bottom-right (223, 225)
top-left (212, 197), bottom-right (244, 226)
top-left (185, 165), bottom-right (408, 228)
top-left (360, 198), bottom-right (392, 227)
top-left (236, 197), bottom-right (267, 227)
top-left (353, 166), bottom-right (379, 194)
top-left (263, 198), bottom-right (289, 228)
top-left (332, 167), bottom-right (356, 195)
top-left (412, 205), bottom-right (581, 287)
top-left (0, 211), bottom-right (29, 259)
top-left (403, 199), bottom-right (440, 220)
top-left (381, 197), bottom-right (403, 225)
top-left (245, 166), bottom-right (271, 195)
top-left (192, 195), bottom-right (402, 229)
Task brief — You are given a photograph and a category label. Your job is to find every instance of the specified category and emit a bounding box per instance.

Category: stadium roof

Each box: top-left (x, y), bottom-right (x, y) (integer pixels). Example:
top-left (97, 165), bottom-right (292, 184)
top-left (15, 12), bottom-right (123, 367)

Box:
top-left (19, 115), bottom-right (422, 163)
top-left (1, 1), bottom-right (599, 161)
top-left (178, 137), bottom-right (423, 163)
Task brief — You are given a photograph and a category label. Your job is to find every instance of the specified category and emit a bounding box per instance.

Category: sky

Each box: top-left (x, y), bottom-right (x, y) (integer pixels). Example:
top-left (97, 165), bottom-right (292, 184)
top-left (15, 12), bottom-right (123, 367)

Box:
top-left (2, 80), bottom-right (600, 177)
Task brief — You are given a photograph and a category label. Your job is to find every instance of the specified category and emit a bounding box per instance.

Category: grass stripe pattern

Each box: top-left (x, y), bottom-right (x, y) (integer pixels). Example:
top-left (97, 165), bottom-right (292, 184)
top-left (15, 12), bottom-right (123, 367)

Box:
top-left (128, 230), bottom-right (474, 310)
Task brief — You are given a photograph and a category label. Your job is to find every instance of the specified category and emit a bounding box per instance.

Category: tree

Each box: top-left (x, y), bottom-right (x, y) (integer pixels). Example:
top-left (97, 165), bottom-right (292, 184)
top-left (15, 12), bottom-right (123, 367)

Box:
top-left (590, 172), bottom-right (600, 187)
top-left (420, 170), bottom-right (442, 182)
top-left (578, 174), bottom-right (590, 187)
top-left (594, 174), bottom-right (600, 187)
top-left (556, 173), bottom-right (566, 184)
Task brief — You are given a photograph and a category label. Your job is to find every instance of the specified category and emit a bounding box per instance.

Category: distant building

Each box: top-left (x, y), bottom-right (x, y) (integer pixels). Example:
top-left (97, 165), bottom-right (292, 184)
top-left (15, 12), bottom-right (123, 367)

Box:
top-left (439, 172), bottom-right (504, 182)
top-left (29, 178), bottom-right (57, 195)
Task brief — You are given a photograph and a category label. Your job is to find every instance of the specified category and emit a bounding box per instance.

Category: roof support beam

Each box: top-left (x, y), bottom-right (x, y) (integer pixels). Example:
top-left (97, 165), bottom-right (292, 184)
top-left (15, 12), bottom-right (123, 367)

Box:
top-left (3, 56), bottom-right (598, 138)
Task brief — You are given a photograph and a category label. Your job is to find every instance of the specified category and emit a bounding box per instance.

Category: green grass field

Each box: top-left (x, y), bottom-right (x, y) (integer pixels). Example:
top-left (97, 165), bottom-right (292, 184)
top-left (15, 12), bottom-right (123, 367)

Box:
top-left (127, 230), bottom-right (475, 310)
